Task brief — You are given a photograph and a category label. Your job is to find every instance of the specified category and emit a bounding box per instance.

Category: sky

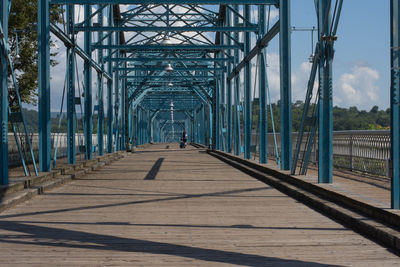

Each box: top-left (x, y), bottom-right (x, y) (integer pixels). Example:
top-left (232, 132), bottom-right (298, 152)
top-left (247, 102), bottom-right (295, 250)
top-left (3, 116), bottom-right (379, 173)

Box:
top-left (26, 0), bottom-right (391, 113)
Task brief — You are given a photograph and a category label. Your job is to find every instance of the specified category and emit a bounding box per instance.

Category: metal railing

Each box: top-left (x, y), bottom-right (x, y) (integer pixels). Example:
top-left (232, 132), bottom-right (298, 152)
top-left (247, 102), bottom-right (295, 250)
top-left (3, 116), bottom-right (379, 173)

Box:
top-left (7, 133), bottom-right (110, 168)
top-left (257, 130), bottom-right (390, 177)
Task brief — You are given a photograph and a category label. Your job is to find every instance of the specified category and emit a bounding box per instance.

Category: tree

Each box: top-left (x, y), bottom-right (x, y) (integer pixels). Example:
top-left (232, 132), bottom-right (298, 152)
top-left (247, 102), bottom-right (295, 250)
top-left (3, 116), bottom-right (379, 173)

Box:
top-left (370, 105), bottom-right (379, 113)
top-left (7, 0), bottom-right (63, 106)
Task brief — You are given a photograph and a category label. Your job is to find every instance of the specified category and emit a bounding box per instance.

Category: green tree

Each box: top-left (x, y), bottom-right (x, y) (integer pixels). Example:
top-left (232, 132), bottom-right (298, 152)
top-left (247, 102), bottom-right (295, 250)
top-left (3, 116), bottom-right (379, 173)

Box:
top-left (8, 0), bottom-right (63, 106)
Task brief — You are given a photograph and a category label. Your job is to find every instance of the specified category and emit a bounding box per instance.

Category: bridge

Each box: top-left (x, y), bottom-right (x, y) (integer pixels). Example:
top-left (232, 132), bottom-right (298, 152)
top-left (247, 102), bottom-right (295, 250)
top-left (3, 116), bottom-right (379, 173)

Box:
top-left (1, 0), bottom-right (400, 265)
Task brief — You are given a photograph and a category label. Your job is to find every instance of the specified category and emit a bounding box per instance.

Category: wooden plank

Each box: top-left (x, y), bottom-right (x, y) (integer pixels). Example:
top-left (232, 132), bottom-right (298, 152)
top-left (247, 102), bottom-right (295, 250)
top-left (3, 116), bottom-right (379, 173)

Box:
top-left (0, 144), bottom-right (398, 265)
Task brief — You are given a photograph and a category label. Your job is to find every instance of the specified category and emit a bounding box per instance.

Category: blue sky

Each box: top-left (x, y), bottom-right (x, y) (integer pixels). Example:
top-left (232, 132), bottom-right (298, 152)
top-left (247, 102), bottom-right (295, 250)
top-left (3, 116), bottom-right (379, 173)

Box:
top-left (30, 1), bottom-right (392, 113)
top-left (289, 0), bottom-right (390, 110)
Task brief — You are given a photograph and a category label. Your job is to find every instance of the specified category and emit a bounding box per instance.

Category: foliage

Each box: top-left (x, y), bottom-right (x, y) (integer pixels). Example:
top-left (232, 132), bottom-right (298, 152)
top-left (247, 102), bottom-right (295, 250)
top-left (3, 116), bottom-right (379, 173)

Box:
top-left (250, 101), bottom-right (390, 132)
top-left (7, 0), bottom-right (63, 106)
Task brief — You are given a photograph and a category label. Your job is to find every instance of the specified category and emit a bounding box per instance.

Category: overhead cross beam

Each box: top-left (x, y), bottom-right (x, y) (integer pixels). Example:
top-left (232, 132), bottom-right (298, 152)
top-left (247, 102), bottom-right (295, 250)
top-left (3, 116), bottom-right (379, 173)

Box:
top-left (114, 67), bottom-right (225, 72)
top-left (75, 26), bottom-right (258, 32)
top-left (105, 57), bottom-right (233, 63)
top-left (227, 20), bottom-right (279, 81)
top-left (50, 23), bottom-right (112, 80)
top-left (92, 44), bottom-right (243, 51)
top-left (50, 0), bottom-right (279, 4)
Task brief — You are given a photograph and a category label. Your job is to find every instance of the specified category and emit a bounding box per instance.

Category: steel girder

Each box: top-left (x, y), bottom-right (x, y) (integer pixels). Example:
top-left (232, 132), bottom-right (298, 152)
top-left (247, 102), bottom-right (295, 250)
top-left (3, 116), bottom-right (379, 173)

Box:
top-left (75, 26), bottom-right (258, 32)
top-left (50, 0), bottom-right (279, 4)
top-left (38, 0), bottom-right (51, 172)
top-left (391, 0), bottom-right (400, 208)
top-left (0, 0), bottom-right (8, 184)
top-left (66, 5), bottom-right (76, 164)
top-left (279, 0), bottom-right (292, 170)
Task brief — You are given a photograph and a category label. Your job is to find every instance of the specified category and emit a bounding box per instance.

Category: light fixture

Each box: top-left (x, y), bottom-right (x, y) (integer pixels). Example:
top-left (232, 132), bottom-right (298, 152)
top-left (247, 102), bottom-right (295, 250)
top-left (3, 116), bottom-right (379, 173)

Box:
top-left (165, 62), bottom-right (174, 72)
top-left (162, 35), bottom-right (173, 45)
top-left (15, 54), bottom-right (21, 65)
top-left (168, 82), bottom-right (173, 87)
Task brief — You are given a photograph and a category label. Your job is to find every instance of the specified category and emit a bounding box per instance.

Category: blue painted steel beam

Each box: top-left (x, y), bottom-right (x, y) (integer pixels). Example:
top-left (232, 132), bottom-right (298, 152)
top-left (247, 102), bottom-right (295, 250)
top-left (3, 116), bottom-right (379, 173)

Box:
top-left (121, 53), bottom-right (127, 150)
top-left (0, 0), bottom-right (8, 184)
top-left (258, 4), bottom-right (267, 164)
top-left (279, 0), bottom-right (292, 170)
top-left (243, 4), bottom-right (252, 160)
top-left (38, 0), bottom-right (51, 172)
top-left (75, 26), bottom-right (258, 32)
top-left (84, 5), bottom-right (93, 160)
top-left (215, 72), bottom-right (220, 150)
top-left (233, 4), bottom-right (241, 156)
top-left (97, 6), bottom-right (104, 156)
top-left (125, 76), bottom-right (215, 80)
top-left (92, 44), bottom-right (243, 51)
top-left (66, 5), bottom-right (76, 164)
top-left (50, 0), bottom-right (279, 4)
top-left (114, 23), bottom-right (120, 151)
top-left (219, 15), bottom-right (226, 152)
top-left (317, 0), bottom-right (333, 183)
top-left (107, 5), bottom-right (113, 154)
top-left (227, 20), bottom-right (279, 81)
top-left (115, 67), bottom-right (226, 72)
top-left (49, 23), bottom-right (112, 80)
top-left (106, 57), bottom-right (233, 63)
top-left (226, 8), bottom-right (233, 154)
top-left (208, 103), bottom-right (213, 147)
top-left (391, 0), bottom-right (400, 209)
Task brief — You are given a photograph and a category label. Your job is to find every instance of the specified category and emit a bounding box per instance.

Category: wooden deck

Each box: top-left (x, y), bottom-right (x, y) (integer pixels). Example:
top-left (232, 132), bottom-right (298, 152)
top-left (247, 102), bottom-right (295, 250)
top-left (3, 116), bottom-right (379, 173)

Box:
top-left (0, 144), bottom-right (398, 266)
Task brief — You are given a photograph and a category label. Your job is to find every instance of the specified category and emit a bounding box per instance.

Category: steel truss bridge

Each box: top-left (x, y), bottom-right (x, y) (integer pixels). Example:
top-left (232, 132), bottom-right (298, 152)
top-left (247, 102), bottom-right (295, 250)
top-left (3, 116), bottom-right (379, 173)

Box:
top-left (1, 0), bottom-right (400, 211)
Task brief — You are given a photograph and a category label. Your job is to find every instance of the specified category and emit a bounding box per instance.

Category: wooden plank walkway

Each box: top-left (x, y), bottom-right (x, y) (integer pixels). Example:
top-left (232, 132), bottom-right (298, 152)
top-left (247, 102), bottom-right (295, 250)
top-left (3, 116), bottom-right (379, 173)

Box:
top-left (0, 144), bottom-right (398, 266)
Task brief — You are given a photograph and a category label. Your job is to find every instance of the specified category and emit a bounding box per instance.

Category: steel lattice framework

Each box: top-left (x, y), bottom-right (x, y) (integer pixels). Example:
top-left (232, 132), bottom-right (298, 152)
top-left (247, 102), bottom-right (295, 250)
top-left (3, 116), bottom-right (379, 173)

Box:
top-left (2, 0), bottom-right (400, 209)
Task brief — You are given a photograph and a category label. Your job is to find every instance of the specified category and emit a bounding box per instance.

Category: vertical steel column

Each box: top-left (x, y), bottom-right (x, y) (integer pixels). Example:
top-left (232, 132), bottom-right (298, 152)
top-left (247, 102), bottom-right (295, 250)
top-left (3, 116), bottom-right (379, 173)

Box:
top-left (259, 5), bottom-right (267, 164)
top-left (0, 0), bottom-right (8, 183)
top-left (191, 111), bottom-right (195, 143)
top-left (391, 0), bottom-right (400, 208)
top-left (137, 108), bottom-right (140, 145)
top-left (201, 105), bottom-right (206, 145)
top-left (97, 6), bottom-right (104, 156)
top-left (219, 22), bottom-right (226, 152)
top-left (279, 0), bottom-right (292, 170)
top-left (139, 108), bottom-right (143, 145)
top-left (120, 53), bottom-right (125, 149)
top-left (226, 9), bottom-right (233, 154)
top-left (121, 53), bottom-right (128, 150)
top-left (209, 103), bottom-right (213, 147)
top-left (107, 5), bottom-right (113, 153)
top-left (128, 104), bottom-right (132, 146)
top-left (134, 107), bottom-right (138, 146)
top-left (147, 110), bottom-right (150, 143)
top-left (317, 0), bottom-right (333, 183)
top-left (38, 0), bottom-right (51, 171)
top-left (215, 72), bottom-right (220, 150)
top-left (233, 5), bottom-right (241, 156)
top-left (114, 27), bottom-right (120, 151)
top-left (84, 5), bottom-right (93, 160)
top-left (244, 4), bottom-right (252, 160)
top-left (66, 5), bottom-right (76, 164)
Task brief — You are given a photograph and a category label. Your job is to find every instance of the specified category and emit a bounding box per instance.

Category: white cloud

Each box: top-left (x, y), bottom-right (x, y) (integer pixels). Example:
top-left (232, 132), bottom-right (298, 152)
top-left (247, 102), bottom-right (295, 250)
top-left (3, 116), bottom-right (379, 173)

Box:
top-left (261, 52), bottom-right (317, 104)
top-left (335, 65), bottom-right (380, 109)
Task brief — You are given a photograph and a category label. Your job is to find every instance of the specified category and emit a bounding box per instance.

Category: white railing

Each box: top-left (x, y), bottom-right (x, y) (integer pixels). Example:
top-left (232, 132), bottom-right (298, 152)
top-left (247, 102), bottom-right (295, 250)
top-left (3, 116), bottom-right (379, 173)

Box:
top-left (242, 130), bottom-right (390, 177)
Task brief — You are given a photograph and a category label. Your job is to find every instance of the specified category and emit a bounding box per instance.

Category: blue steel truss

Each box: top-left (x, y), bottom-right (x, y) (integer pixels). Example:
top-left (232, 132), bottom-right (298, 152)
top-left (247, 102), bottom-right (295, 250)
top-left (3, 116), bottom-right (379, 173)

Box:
top-left (2, 0), bottom-right (400, 209)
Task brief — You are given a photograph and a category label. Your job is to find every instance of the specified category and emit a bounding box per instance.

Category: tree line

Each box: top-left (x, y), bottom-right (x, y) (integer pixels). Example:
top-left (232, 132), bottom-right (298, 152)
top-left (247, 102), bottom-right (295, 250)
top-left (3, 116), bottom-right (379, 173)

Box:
top-left (251, 100), bottom-right (390, 132)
